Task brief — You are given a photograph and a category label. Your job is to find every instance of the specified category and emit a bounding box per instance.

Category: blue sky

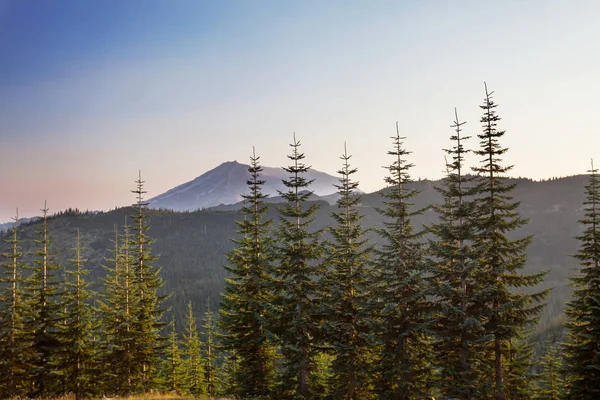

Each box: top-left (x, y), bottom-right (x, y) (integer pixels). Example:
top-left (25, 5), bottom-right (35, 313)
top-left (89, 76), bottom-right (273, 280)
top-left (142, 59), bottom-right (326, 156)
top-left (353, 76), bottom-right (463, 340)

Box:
top-left (1, 0), bottom-right (600, 221)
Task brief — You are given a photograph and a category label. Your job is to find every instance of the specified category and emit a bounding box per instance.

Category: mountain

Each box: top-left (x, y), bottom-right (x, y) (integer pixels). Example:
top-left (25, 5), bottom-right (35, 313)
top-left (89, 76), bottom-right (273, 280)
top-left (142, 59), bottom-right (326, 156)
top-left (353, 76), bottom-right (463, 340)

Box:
top-left (148, 161), bottom-right (343, 211)
top-left (0, 217), bottom-right (39, 233)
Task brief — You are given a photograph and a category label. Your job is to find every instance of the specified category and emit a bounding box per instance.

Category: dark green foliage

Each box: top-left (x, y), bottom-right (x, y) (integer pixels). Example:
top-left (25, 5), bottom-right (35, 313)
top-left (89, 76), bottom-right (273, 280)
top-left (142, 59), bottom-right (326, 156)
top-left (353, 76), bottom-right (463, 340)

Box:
top-left (219, 149), bottom-right (277, 397)
top-left (97, 222), bottom-right (138, 394)
top-left (429, 110), bottom-right (489, 399)
top-left (162, 317), bottom-right (186, 393)
top-left (129, 172), bottom-right (168, 390)
top-left (563, 160), bottom-right (600, 399)
top-left (533, 343), bottom-right (564, 400)
top-left (504, 338), bottom-right (537, 400)
top-left (203, 298), bottom-right (217, 397)
top-left (25, 203), bottom-right (66, 397)
top-left (320, 144), bottom-right (374, 399)
top-left (372, 124), bottom-right (433, 400)
top-left (271, 134), bottom-right (324, 398)
top-left (61, 229), bottom-right (97, 399)
top-left (183, 302), bottom-right (206, 396)
top-left (0, 173), bottom-right (578, 338)
top-left (0, 211), bottom-right (32, 398)
top-left (471, 84), bottom-right (547, 400)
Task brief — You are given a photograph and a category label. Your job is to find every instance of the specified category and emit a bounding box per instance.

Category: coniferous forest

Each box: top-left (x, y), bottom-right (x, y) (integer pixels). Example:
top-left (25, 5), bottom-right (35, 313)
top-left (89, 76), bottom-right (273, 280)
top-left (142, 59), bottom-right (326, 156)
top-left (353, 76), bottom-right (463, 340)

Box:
top-left (1, 85), bottom-right (599, 399)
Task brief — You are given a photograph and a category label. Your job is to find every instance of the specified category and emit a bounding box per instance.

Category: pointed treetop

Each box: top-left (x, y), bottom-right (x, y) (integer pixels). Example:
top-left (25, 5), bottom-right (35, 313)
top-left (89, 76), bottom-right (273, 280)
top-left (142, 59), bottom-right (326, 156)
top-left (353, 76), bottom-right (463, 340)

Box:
top-left (12, 208), bottom-right (19, 228)
top-left (590, 159), bottom-right (597, 174)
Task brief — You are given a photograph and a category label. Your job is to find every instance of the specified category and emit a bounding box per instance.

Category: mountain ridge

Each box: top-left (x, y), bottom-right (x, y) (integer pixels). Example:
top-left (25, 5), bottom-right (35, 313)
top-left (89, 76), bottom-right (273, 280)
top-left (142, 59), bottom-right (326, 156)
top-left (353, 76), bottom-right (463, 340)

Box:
top-left (0, 174), bottom-right (590, 335)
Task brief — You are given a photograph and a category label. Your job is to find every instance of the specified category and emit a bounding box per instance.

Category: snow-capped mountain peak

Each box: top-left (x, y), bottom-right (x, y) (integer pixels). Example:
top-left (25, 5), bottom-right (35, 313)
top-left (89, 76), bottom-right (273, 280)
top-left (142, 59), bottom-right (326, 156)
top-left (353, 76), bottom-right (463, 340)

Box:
top-left (148, 161), bottom-right (342, 211)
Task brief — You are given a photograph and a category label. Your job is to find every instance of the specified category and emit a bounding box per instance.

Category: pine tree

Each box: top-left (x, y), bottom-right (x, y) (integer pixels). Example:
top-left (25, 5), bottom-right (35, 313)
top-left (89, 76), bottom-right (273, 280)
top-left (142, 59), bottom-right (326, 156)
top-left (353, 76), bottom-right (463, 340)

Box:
top-left (219, 350), bottom-right (241, 396)
top-left (219, 148), bottom-right (276, 397)
top-left (428, 110), bottom-right (488, 398)
top-left (98, 222), bottom-right (137, 394)
top-left (203, 298), bottom-right (217, 398)
top-left (61, 229), bottom-right (97, 400)
top-left (372, 123), bottom-right (433, 400)
top-left (271, 134), bottom-right (324, 399)
top-left (25, 202), bottom-right (65, 397)
top-left (0, 210), bottom-right (32, 398)
top-left (534, 344), bottom-right (564, 400)
top-left (163, 317), bottom-right (186, 393)
top-left (183, 302), bottom-right (206, 396)
top-left (129, 171), bottom-right (167, 391)
top-left (320, 144), bottom-right (374, 399)
top-left (563, 159), bottom-right (600, 399)
top-left (471, 84), bottom-right (547, 400)
top-left (505, 338), bottom-right (537, 400)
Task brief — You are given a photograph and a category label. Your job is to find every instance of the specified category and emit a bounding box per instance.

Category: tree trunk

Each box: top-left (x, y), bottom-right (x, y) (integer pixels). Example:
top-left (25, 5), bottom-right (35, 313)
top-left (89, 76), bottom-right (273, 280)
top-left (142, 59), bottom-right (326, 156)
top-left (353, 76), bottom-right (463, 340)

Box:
top-left (495, 337), bottom-right (505, 400)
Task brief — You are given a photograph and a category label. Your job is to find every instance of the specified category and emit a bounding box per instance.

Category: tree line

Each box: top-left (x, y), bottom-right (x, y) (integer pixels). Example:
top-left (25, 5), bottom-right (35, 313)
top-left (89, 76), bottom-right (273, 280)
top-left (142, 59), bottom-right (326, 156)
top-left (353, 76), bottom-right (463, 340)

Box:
top-left (0, 173), bottom-right (221, 399)
top-left (0, 84), bottom-right (599, 399)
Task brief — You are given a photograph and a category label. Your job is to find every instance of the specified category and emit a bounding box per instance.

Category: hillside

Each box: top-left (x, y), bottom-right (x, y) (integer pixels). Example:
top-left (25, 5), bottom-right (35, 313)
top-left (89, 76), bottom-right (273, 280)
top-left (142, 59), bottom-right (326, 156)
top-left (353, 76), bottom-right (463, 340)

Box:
top-left (0, 175), bottom-right (587, 332)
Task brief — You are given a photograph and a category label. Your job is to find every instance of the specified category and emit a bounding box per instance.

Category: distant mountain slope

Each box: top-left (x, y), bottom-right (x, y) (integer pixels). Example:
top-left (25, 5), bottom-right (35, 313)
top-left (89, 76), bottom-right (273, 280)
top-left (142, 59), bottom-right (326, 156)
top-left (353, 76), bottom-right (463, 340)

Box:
top-left (148, 161), bottom-right (342, 211)
top-left (0, 175), bottom-right (587, 333)
top-left (0, 217), bottom-right (39, 232)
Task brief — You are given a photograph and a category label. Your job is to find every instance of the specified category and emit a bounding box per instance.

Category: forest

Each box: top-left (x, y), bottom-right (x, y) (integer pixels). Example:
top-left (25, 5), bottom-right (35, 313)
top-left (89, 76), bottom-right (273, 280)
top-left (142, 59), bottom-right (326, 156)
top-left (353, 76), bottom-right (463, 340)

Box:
top-left (1, 85), bottom-right (599, 400)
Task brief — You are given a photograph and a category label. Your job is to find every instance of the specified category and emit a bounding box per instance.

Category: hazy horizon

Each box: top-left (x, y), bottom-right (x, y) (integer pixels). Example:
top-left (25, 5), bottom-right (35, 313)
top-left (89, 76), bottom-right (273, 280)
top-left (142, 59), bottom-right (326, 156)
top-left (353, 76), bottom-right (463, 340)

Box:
top-left (2, 0), bottom-right (600, 221)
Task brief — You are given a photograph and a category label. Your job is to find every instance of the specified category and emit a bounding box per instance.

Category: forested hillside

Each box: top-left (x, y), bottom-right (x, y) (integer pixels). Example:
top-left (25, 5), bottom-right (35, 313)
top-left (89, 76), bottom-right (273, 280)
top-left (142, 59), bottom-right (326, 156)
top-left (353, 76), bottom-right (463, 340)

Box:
top-left (0, 175), bottom-right (584, 333)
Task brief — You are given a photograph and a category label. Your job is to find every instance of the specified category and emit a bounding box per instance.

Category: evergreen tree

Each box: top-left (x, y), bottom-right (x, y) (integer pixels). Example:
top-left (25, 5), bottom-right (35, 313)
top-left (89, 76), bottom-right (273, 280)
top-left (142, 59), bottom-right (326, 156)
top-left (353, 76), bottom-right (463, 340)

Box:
top-left (271, 134), bottom-right (324, 399)
top-left (471, 84), bottom-right (547, 400)
top-left (534, 344), bottom-right (564, 400)
top-left (428, 110), bottom-right (488, 398)
top-left (163, 317), bottom-right (186, 393)
top-left (563, 159), bottom-right (600, 399)
top-left (129, 171), bottom-right (167, 391)
top-left (320, 144), bottom-right (374, 399)
top-left (25, 202), bottom-right (65, 397)
top-left (219, 350), bottom-right (241, 396)
top-left (203, 298), bottom-right (217, 397)
top-left (98, 222), bottom-right (137, 394)
top-left (0, 210), bottom-right (32, 398)
top-left (183, 301), bottom-right (206, 396)
top-left (61, 229), bottom-right (97, 399)
top-left (505, 338), bottom-right (536, 400)
top-left (219, 148), bottom-right (276, 398)
top-left (372, 123), bottom-right (433, 400)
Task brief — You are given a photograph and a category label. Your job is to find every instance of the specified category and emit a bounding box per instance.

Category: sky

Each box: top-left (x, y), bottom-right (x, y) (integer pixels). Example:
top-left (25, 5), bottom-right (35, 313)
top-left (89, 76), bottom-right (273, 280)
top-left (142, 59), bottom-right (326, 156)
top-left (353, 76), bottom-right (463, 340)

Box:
top-left (1, 0), bottom-right (600, 222)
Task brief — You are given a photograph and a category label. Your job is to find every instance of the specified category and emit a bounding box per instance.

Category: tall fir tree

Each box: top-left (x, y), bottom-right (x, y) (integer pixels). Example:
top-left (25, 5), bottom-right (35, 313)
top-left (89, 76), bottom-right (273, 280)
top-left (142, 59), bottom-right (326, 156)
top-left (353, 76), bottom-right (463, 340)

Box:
top-left (563, 159), bottom-right (600, 399)
top-left (98, 222), bottom-right (137, 394)
top-left (183, 302), bottom-right (206, 396)
top-left (203, 298), bottom-right (217, 398)
top-left (533, 344), bottom-right (564, 400)
top-left (372, 123), bottom-right (433, 400)
top-left (61, 229), bottom-right (97, 400)
top-left (471, 84), bottom-right (547, 400)
top-left (25, 202), bottom-right (65, 397)
top-left (271, 134), bottom-right (324, 399)
top-left (0, 210), bottom-right (32, 398)
top-left (129, 171), bottom-right (167, 391)
top-left (320, 144), bottom-right (374, 399)
top-left (163, 317), bottom-right (186, 393)
top-left (220, 148), bottom-right (276, 398)
top-left (428, 110), bottom-right (488, 398)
